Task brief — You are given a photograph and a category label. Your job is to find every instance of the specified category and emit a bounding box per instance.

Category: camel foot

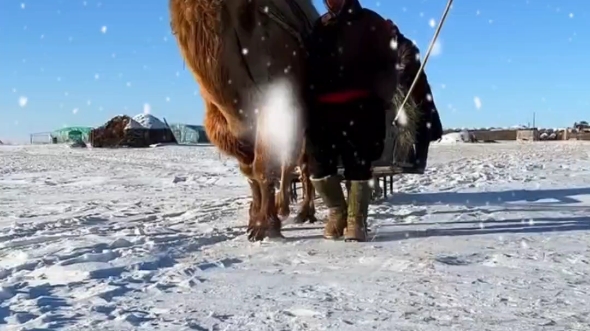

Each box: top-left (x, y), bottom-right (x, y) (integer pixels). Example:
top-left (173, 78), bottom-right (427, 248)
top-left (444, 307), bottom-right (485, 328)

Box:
top-left (293, 211), bottom-right (318, 224)
top-left (247, 217), bottom-right (284, 242)
top-left (275, 192), bottom-right (290, 220)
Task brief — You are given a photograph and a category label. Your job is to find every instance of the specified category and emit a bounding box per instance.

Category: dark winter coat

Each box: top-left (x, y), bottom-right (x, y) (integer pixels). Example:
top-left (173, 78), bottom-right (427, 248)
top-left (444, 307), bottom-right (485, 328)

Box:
top-left (305, 0), bottom-right (398, 106)
top-left (391, 22), bottom-right (443, 141)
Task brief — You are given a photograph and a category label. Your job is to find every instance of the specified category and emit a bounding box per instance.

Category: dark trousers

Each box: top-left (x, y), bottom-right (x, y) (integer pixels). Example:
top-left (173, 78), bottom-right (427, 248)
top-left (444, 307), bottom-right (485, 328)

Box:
top-left (307, 97), bottom-right (386, 181)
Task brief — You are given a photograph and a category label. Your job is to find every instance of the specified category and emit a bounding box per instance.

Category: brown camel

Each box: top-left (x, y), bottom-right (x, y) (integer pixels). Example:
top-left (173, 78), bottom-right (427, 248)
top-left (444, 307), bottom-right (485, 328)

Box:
top-left (170, 0), bottom-right (319, 241)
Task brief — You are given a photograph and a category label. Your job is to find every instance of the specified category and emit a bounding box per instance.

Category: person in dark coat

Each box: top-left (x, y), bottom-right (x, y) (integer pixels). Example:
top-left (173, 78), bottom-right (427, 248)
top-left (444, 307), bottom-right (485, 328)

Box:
top-left (388, 20), bottom-right (443, 173)
top-left (304, 0), bottom-right (397, 242)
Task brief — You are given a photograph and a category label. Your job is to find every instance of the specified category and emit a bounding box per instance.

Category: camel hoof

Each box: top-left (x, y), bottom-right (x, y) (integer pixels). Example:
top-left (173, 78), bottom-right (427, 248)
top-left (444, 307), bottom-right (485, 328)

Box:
top-left (247, 225), bottom-right (266, 242)
top-left (267, 227), bottom-right (285, 240)
top-left (247, 216), bottom-right (284, 242)
top-left (293, 212), bottom-right (318, 224)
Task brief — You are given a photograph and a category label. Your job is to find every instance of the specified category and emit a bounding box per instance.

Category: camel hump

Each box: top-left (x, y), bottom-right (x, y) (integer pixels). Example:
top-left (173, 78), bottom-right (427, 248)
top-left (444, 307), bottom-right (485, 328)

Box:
top-left (221, 0), bottom-right (319, 92)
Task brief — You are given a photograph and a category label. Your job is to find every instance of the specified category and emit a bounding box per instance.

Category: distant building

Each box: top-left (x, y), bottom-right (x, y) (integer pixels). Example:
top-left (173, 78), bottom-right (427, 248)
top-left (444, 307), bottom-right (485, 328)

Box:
top-left (51, 127), bottom-right (93, 143)
top-left (516, 129), bottom-right (539, 141)
top-left (169, 124), bottom-right (210, 144)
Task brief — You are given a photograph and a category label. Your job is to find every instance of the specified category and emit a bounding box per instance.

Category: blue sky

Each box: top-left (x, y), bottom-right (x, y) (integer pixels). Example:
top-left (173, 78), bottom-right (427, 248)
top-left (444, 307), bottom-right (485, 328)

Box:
top-left (0, 0), bottom-right (587, 142)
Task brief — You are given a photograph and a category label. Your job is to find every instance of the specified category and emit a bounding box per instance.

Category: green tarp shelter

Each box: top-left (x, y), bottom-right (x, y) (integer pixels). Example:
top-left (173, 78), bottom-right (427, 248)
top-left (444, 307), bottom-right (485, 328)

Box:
top-left (51, 127), bottom-right (93, 143)
top-left (169, 124), bottom-right (210, 144)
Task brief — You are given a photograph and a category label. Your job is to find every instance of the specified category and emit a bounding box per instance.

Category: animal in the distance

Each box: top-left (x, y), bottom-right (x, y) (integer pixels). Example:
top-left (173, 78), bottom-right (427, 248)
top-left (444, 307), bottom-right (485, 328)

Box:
top-left (169, 0), bottom-right (319, 241)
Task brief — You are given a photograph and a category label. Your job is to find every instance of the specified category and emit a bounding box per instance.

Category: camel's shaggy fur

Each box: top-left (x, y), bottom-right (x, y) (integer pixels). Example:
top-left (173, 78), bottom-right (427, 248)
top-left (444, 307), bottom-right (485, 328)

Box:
top-left (170, 0), bottom-right (319, 241)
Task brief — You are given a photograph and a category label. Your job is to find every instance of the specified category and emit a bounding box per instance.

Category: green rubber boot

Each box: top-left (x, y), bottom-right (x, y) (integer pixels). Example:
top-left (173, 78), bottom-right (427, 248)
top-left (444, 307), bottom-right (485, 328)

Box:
top-left (311, 175), bottom-right (347, 239)
top-left (344, 180), bottom-right (371, 242)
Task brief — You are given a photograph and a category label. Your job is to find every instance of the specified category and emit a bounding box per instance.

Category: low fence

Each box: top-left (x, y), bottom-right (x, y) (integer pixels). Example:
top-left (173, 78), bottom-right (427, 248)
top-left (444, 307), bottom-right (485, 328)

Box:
top-left (29, 132), bottom-right (53, 144)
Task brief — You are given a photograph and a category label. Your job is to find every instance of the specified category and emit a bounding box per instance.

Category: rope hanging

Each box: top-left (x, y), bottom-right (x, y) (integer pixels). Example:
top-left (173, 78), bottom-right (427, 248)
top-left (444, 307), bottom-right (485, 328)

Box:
top-left (394, 0), bottom-right (454, 124)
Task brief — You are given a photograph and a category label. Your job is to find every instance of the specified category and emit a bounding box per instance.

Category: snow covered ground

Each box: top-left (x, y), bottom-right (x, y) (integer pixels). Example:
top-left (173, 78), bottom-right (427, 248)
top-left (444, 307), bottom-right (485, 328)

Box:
top-left (1, 142), bottom-right (590, 331)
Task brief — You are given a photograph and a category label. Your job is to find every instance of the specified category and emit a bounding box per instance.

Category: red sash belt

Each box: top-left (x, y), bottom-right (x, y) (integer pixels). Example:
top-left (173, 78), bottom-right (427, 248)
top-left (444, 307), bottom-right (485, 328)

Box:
top-left (318, 89), bottom-right (370, 104)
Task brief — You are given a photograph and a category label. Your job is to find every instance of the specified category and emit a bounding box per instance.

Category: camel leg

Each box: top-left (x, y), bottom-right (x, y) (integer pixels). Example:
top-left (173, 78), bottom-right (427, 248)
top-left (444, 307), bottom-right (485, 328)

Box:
top-left (293, 161), bottom-right (318, 224)
top-left (372, 175), bottom-right (383, 200)
top-left (248, 139), bottom-right (283, 241)
top-left (239, 163), bottom-right (261, 228)
top-left (275, 163), bottom-right (293, 219)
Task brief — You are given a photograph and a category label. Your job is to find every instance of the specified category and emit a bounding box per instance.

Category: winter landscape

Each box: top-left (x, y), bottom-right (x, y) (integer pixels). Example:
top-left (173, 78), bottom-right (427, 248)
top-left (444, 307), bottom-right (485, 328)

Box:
top-left (1, 141), bottom-right (589, 330)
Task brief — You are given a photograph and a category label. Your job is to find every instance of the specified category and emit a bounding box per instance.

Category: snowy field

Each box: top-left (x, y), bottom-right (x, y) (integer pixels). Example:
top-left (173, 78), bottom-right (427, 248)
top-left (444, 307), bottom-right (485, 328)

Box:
top-left (1, 142), bottom-right (590, 331)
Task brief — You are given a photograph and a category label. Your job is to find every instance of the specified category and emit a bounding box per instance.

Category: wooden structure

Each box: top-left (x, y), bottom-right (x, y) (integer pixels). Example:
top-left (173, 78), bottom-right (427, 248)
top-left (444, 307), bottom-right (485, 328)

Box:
top-left (516, 129), bottom-right (539, 141)
top-left (289, 164), bottom-right (417, 202)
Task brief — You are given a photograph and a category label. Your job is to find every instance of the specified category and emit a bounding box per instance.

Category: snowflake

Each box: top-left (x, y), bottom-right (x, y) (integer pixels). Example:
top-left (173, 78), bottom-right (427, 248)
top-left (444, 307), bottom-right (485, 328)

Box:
top-left (429, 19), bottom-right (436, 28)
top-left (473, 96), bottom-right (482, 109)
top-left (18, 96), bottom-right (28, 107)
top-left (389, 39), bottom-right (398, 50)
top-left (101, 26), bottom-right (107, 34)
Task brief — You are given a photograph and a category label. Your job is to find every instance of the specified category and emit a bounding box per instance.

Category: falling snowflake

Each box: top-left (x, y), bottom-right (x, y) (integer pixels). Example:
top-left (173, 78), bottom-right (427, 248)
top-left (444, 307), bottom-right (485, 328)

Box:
top-left (18, 96), bottom-right (27, 107)
top-left (101, 26), bottom-right (107, 34)
top-left (396, 107), bottom-right (408, 126)
top-left (569, 13), bottom-right (574, 18)
top-left (165, 97), bottom-right (170, 102)
top-left (20, 3), bottom-right (25, 9)
top-left (430, 39), bottom-right (442, 56)
top-left (94, 74), bottom-right (99, 80)
top-left (389, 39), bottom-right (398, 50)
top-left (242, 48), bottom-right (249, 55)
top-left (474, 96), bottom-right (482, 109)
top-left (143, 103), bottom-right (151, 114)
top-left (429, 19), bottom-right (436, 28)
top-left (72, 108), bottom-right (78, 114)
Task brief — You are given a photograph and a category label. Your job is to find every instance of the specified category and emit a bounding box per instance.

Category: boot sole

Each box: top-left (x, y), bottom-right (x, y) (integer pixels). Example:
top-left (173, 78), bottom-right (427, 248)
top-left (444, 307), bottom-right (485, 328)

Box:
top-left (323, 232), bottom-right (345, 240)
top-left (344, 238), bottom-right (365, 242)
